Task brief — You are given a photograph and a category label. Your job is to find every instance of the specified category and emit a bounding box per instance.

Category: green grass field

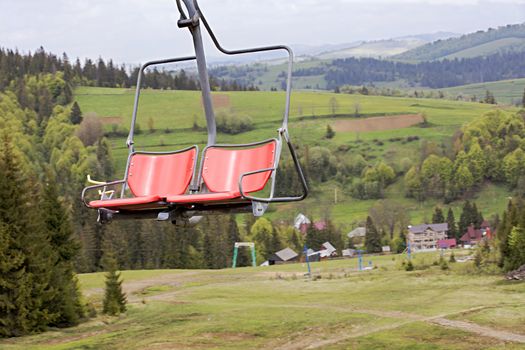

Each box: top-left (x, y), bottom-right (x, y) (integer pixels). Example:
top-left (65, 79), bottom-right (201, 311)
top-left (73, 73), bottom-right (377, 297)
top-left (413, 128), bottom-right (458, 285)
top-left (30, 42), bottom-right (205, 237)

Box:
top-left (75, 87), bottom-right (515, 229)
top-left (439, 78), bottom-right (525, 105)
top-left (1, 252), bottom-right (524, 349)
top-left (441, 37), bottom-right (525, 60)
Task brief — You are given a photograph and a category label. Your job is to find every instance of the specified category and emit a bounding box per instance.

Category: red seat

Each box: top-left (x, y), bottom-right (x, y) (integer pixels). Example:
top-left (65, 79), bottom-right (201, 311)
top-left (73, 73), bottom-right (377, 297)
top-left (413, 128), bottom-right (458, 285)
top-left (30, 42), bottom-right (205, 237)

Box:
top-left (166, 191), bottom-right (240, 203)
top-left (89, 148), bottom-right (197, 210)
top-left (89, 195), bottom-right (162, 209)
top-left (167, 141), bottom-right (276, 205)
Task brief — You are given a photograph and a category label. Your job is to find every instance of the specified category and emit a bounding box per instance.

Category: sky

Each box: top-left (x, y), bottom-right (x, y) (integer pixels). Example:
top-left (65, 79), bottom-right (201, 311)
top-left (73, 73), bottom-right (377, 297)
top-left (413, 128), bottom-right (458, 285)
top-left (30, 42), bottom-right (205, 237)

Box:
top-left (1, 0), bottom-right (525, 64)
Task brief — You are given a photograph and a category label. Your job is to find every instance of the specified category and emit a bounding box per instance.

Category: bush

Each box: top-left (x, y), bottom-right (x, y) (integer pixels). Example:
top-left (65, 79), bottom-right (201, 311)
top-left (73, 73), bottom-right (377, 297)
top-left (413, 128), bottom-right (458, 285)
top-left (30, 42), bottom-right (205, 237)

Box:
top-left (405, 260), bottom-right (414, 271)
top-left (325, 124), bottom-right (335, 139)
top-left (217, 112), bottom-right (254, 134)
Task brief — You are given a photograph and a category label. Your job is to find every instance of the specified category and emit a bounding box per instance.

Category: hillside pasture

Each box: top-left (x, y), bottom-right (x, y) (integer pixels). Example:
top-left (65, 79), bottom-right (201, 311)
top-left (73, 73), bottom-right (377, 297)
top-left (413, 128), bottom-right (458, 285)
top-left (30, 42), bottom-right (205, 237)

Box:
top-left (1, 253), bottom-right (524, 349)
top-left (439, 78), bottom-right (525, 105)
top-left (75, 87), bottom-right (512, 228)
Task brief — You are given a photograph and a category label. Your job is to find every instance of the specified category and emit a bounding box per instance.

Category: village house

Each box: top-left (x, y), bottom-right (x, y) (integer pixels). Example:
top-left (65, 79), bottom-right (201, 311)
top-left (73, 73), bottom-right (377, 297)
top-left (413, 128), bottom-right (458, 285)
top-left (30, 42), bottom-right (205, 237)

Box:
top-left (319, 241), bottom-right (337, 258)
top-left (294, 213), bottom-right (311, 234)
top-left (408, 223), bottom-right (448, 251)
top-left (437, 238), bottom-right (457, 249)
top-left (347, 227), bottom-right (366, 239)
top-left (268, 247), bottom-right (299, 265)
top-left (460, 221), bottom-right (492, 247)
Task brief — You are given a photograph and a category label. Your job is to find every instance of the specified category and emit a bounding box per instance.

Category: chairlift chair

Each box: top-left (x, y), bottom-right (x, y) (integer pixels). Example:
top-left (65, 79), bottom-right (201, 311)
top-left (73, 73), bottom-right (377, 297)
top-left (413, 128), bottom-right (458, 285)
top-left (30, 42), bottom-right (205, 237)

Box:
top-left (81, 0), bottom-right (308, 224)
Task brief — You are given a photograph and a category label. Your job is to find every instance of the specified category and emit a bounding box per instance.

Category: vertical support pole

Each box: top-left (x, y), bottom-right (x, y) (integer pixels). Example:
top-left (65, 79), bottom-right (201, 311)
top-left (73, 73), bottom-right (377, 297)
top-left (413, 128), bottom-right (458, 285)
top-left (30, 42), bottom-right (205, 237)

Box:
top-left (232, 246), bottom-right (238, 268)
top-left (181, 0), bottom-right (216, 146)
top-left (358, 250), bottom-right (363, 271)
top-left (251, 246), bottom-right (257, 267)
top-left (407, 239), bottom-right (412, 261)
top-left (303, 245), bottom-right (311, 277)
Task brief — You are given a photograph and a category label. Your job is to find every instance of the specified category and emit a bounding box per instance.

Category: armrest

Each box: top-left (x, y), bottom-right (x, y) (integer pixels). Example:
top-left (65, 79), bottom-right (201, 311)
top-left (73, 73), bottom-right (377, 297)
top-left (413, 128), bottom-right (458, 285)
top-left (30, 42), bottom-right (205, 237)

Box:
top-left (238, 168), bottom-right (307, 203)
top-left (81, 180), bottom-right (126, 208)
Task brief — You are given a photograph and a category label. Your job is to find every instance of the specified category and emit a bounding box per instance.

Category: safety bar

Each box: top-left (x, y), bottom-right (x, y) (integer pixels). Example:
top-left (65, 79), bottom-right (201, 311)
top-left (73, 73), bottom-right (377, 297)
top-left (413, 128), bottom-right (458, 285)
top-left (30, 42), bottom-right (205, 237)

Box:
top-left (81, 180), bottom-right (126, 208)
top-left (238, 137), bottom-right (308, 203)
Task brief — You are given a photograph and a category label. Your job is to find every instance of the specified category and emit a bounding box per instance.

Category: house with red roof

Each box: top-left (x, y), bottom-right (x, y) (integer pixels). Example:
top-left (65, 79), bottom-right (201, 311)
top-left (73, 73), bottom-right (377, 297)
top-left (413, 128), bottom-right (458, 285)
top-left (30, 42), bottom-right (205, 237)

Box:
top-left (437, 238), bottom-right (457, 249)
top-left (298, 220), bottom-right (328, 234)
top-left (460, 224), bottom-right (492, 246)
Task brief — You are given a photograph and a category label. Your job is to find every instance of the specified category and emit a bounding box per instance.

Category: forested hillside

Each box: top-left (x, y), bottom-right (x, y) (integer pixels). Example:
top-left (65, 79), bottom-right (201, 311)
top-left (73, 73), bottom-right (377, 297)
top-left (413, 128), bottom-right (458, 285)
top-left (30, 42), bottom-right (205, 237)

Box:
top-left (0, 50), bottom-right (330, 273)
top-left (395, 23), bottom-right (525, 61)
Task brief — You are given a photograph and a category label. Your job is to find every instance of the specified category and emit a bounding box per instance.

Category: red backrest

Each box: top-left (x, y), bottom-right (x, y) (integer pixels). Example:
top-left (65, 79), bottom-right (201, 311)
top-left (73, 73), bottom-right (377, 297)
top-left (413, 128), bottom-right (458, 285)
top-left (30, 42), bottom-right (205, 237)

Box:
top-left (127, 148), bottom-right (197, 197)
top-left (202, 141), bottom-right (276, 194)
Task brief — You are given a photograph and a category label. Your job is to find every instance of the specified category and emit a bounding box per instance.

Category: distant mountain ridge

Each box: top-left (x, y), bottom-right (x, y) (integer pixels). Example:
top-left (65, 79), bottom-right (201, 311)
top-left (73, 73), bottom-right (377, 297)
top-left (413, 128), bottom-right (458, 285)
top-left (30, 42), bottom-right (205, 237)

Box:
top-left (206, 32), bottom-right (458, 64)
top-left (300, 32), bottom-right (458, 60)
top-left (395, 23), bottom-right (525, 61)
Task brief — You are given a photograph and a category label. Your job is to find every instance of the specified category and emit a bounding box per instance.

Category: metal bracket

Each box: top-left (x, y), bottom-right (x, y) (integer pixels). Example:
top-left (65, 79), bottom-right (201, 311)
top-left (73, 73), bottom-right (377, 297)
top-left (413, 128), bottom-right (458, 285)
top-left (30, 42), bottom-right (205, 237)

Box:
top-left (97, 208), bottom-right (116, 224)
top-left (252, 201), bottom-right (268, 217)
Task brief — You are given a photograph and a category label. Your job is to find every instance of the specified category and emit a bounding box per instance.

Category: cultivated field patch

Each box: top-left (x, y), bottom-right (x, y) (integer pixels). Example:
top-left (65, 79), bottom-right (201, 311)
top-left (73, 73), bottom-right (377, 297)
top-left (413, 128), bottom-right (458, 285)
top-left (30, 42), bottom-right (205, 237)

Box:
top-left (210, 93), bottom-right (231, 109)
top-left (99, 116), bottom-right (124, 125)
top-left (333, 114), bottom-right (424, 132)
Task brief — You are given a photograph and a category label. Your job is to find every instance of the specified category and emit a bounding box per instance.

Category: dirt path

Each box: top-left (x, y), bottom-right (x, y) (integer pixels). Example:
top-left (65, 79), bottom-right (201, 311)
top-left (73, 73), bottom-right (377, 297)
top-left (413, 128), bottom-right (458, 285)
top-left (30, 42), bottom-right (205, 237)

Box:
top-left (429, 318), bottom-right (525, 344)
top-left (268, 304), bottom-right (525, 349)
top-left (333, 114), bottom-right (423, 132)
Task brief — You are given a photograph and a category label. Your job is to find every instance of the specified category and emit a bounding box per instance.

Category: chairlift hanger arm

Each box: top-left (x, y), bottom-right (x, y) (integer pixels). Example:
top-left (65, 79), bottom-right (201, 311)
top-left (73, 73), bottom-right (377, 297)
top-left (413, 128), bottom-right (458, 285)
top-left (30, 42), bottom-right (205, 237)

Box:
top-left (175, 0), bottom-right (294, 130)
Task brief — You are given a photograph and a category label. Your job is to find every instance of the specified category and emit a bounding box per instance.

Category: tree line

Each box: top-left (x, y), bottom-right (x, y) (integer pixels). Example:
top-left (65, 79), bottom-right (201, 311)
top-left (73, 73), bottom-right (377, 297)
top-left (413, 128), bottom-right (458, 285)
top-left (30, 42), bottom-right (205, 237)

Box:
top-left (290, 50), bottom-right (525, 90)
top-left (0, 47), bottom-right (258, 93)
top-left (405, 110), bottom-right (525, 202)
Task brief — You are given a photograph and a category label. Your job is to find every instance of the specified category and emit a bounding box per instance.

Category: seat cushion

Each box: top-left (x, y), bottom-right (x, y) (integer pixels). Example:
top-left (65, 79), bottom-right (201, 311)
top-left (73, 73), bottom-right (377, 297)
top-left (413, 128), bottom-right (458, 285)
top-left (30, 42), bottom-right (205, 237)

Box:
top-left (89, 195), bottom-right (162, 209)
top-left (166, 191), bottom-right (241, 204)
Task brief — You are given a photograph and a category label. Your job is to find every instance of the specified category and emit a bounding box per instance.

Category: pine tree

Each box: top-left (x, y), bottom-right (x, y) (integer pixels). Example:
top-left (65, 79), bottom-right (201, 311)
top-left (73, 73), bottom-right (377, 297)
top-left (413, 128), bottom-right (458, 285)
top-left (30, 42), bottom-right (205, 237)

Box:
top-left (446, 208), bottom-right (458, 240)
top-left (0, 221), bottom-right (31, 337)
top-left (0, 133), bottom-right (56, 335)
top-left (69, 101), bottom-right (83, 125)
top-left (102, 251), bottom-right (127, 316)
top-left (364, 216), bottom-right (382, 253)
top-left (458, 200), bottom-right (472, 237)
top-left (432, 206), bottom-right (444, 223)
top-left (505, 226), bottom-right (525, 271)
top-left (472, 202), bottom-right (484, 228)
top-left (42, 172), bottom-right (84, 326)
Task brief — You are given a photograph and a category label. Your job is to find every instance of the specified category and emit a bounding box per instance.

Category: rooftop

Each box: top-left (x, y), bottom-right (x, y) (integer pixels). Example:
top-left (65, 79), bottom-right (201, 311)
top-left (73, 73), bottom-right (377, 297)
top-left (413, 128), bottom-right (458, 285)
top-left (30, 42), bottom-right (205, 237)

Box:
top-left (409, 223), bottom-right (448, 234)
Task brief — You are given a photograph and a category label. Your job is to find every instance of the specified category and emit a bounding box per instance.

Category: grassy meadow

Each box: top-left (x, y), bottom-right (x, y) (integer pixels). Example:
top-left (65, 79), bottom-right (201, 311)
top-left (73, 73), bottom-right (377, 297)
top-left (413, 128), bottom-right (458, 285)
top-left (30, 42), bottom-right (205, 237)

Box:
top-left (1, 251), bottom-right (524, 349)
top-left (439, 78), bottom-right (525, 105)
top-left (75, 86), bottom-right (515, 229)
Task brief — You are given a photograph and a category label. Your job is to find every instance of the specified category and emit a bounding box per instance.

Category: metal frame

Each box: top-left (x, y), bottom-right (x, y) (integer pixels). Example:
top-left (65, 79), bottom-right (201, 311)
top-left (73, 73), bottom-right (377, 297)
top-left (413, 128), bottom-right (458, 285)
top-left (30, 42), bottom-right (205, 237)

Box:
top-left (232, 242), bottom-right (257, 268)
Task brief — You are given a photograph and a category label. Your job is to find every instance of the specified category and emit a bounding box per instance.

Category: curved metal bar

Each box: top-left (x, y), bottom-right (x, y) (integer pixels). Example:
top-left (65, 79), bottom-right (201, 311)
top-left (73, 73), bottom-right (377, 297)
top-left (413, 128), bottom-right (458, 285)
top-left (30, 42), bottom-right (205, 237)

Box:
top-left (81, 180), bottom-right (126, 208)
top-left (238, 137), bottom-right (308, 203)
top-left (190, 0), bottom-right (294, 131)
top-left (127, 56), bottom-right (196, 151)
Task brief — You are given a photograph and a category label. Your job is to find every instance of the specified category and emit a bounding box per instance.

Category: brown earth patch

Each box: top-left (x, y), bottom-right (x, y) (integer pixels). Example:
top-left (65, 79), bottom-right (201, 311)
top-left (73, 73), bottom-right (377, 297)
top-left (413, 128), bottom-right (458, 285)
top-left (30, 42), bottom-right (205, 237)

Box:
top-left (210, 94), bottom-right (231, 109)
top-left (333, 114), bottom-right (423, 132)
top-left (99, 116), bottom-right (123, 125)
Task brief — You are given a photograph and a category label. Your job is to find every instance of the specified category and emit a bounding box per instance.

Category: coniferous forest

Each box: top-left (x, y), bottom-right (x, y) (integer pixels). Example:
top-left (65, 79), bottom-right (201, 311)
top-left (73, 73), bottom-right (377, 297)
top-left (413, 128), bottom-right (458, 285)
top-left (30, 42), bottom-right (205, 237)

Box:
top-left (293, 50), bottom-right (525, 89)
